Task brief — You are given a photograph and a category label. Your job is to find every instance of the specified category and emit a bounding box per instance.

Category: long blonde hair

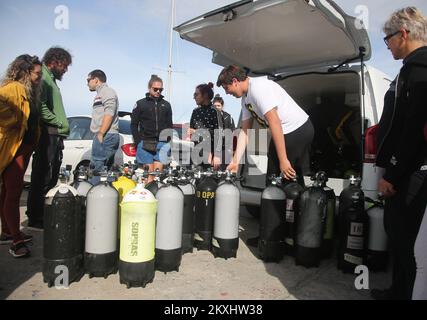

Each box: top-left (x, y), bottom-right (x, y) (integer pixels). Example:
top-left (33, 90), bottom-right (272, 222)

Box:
top-left (1, 54), bottom-right (42, 104)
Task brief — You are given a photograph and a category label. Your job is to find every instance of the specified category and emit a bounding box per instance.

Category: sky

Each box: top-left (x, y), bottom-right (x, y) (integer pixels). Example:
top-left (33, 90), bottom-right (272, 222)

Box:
top-left (1, 0), bottom-right (426, 124)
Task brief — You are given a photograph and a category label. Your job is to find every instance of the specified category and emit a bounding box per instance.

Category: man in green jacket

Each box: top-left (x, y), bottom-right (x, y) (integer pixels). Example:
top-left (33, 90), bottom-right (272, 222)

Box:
top-left (27, 47), bottom-right (72, 230)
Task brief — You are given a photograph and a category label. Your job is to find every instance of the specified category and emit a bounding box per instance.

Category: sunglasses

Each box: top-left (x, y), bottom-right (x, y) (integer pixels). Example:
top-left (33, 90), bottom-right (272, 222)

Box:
top-left (152, 87), bottom-right (163, 93)
top-left (383, 29), bottom-right (409, 46)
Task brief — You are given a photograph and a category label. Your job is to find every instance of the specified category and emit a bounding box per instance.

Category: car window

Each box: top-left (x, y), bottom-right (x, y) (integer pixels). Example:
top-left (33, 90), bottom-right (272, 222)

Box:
top-left (67, 117), bottom-right (94, 140)
top-left (119, 119), bottom-right (131, 135)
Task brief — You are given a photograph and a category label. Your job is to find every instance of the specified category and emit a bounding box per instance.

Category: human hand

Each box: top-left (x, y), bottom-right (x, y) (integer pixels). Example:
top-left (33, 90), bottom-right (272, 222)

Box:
top-left (187, 128), bottom-right (195, 137)
top-left (97, 132), bottom-right (104, 143)
top-left (211, 156), bottom-right (221, 170)
top-left (378, 178), bottom-right (396, 198)
top-left (226, 161), bottom-right (239, 173)
top-left (280, 159), bottom-right (296, 180)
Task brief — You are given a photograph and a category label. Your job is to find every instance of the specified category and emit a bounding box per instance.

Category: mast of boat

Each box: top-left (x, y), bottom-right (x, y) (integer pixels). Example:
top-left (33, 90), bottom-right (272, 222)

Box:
top-left (166, 0), bottom-right (175, 102)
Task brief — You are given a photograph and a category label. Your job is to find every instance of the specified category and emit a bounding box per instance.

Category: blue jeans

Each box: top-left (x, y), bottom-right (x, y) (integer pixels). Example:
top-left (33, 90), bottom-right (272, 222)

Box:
top-left (91, 133), bottom-right (120, 172)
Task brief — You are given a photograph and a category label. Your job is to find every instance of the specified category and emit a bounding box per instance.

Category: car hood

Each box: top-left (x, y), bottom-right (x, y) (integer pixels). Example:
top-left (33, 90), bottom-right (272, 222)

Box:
top-left (175, 0), bottom-right (371, 75)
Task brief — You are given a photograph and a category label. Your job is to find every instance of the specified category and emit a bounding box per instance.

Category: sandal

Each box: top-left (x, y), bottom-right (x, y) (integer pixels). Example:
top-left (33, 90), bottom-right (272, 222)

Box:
top-left (9, 241), bottom-right (31, 258)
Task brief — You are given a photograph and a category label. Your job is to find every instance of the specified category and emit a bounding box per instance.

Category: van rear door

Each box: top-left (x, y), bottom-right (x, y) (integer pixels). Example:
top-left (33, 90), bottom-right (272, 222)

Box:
top-left (174, 0), bottom-right (371, 74)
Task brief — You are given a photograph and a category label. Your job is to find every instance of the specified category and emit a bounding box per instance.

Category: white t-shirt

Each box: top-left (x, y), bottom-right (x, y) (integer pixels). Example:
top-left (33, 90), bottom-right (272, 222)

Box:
top-left (241, 77), bottom-right (308, 134)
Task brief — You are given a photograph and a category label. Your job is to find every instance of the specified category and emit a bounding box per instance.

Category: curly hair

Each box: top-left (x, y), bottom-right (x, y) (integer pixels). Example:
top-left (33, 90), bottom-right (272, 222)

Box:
top-left (384, 7), bottom-right (427, 42)
top-left (42, 46), bottom-right (72, 66)
top-left (1, 54), bottom-right (42, 103)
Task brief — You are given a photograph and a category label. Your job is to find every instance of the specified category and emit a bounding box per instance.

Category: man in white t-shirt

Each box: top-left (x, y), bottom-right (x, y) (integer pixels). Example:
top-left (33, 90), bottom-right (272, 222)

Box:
top-left (216, 65), bottom-right (314, 248)
top-left (216, 65), bottom-right (314, 181)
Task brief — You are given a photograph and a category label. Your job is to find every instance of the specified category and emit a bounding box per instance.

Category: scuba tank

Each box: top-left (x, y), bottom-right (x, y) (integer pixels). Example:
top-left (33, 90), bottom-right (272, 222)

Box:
top-left (70, 166), bottom-right (93, 254)
top-left (194, 169), bottom-right (218, 251)
top-left (337, 176), bottom-right (368, 273)
top-left (282, 177), bottom-right (304, 257)
top-left (84, 170), bottom-right (119, 278)
top-left (295, 173), bottom-right (328, 268)
top-left (155, 173), bottom-right (185, 273)
top-left (319, 173), bottom-right (336, 259)
top-left (145, 169), bottom-right (163, 196)
top-left (112, 170), bottom-right (137, 242)
top-left (119, 175), bottom-right (157, 288)
top-left (366, 198), bottom-right (388, 272)
top-left (71, 166), bottom-right (93, 197)
top-left (43, 166), bottom-right (84, 287)
top-left (177, 172), bottom-right (196, 254)
top-left (258, 175), bottom-right (286, 263)
top-left (212, 171), bottom-right (240, 259)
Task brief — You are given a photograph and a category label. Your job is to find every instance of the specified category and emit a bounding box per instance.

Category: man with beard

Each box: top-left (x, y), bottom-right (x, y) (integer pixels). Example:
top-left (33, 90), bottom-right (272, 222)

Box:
top-left (26, 47), bottom-right (72, 230)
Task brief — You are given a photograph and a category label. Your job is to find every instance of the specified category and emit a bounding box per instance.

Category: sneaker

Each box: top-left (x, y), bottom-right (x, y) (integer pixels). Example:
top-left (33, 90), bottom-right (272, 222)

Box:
top-left (246, 236), bottom-right (260, 247)
top-left (0, 232), bottom-right (33, 245)
top-left (9, 241), bottom-right (31, 258)
top-left (27, 221), bottom-right (44, 231)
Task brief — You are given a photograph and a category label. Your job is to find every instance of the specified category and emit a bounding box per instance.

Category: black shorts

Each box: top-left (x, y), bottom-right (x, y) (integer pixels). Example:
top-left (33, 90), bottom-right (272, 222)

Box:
top-left (267, 118), bottom-right (314, 178)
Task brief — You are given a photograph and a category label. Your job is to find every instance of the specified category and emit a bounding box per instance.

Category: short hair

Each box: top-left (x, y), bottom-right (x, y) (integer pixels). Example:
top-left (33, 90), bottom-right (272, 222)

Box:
top-left (216, 65), bottom-right (248, 87)
top-left (196, 82), bottom-right (214, 100)
top-left (148, 74), bottom-right (163, 88)
top-left (88, 69), bottom-right (107, 83)
top-left (42, 46), bottom-right (72, 66)
top-left (213, 94), bottom-right (224, 106)
top-left (383, 7), bottom-right (427, 42)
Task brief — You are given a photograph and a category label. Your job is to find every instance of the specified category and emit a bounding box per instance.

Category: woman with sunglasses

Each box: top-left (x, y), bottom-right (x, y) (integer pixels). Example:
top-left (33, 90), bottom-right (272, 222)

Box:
top-left (188, 82), bottom-right (223, 170)
top-left (131, 75), bottom-right (173, 182)
top-left (0, 54), bottom-right (42, 258)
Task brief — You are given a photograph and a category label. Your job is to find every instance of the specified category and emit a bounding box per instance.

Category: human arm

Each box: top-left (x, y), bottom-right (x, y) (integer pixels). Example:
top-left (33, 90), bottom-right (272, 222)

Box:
top-left (226, 118), bottom-right (253, 173)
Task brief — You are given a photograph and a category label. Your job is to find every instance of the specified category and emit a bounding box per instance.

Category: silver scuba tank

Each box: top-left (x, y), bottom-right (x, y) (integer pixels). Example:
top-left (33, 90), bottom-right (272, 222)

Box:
top-left (84, 170), bottom-right (119, 278)
top-left (155, 174), bottom-right (185, 273)
top-left (366, 199), bottom-right (388, 272)
top-left (212, 171), bottom-right (240, 259)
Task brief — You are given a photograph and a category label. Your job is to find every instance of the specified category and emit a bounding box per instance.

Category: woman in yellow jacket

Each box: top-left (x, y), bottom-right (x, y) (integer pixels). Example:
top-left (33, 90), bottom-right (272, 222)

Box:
top-left (0, 55), bottom-right (42, 258)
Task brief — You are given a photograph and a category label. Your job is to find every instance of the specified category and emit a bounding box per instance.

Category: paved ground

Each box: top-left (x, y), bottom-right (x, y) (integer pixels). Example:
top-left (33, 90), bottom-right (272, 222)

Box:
top-left (0, 190), bottom-right (391, 300)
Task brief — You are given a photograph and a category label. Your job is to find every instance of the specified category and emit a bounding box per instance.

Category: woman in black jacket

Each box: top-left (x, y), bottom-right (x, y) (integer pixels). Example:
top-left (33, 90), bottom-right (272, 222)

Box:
top-left (131, 75), bottom-right (173, 181)
top-left (188, 83), bottom-right (223, 169)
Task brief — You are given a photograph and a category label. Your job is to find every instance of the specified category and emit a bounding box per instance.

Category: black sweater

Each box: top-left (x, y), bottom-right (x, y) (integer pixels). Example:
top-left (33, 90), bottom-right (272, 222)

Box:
top-left (376, 46), bottom-right (427, 188)
top-left (190, 103), bottom-right (223, 154)
top-left (130, 94), bottom-right (173, 146)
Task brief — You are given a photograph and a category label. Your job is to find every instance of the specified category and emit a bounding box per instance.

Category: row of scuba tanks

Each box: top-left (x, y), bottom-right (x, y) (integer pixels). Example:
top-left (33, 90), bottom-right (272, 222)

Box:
top-left (42, 164), bottom-right (241, 289)
top-left (258, 172), bottom-right (389, 273)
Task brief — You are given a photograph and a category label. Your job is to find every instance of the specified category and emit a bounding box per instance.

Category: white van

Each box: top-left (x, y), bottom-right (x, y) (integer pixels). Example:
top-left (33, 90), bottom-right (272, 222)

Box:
top-left (175, 0), bottom-right (391, 209)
